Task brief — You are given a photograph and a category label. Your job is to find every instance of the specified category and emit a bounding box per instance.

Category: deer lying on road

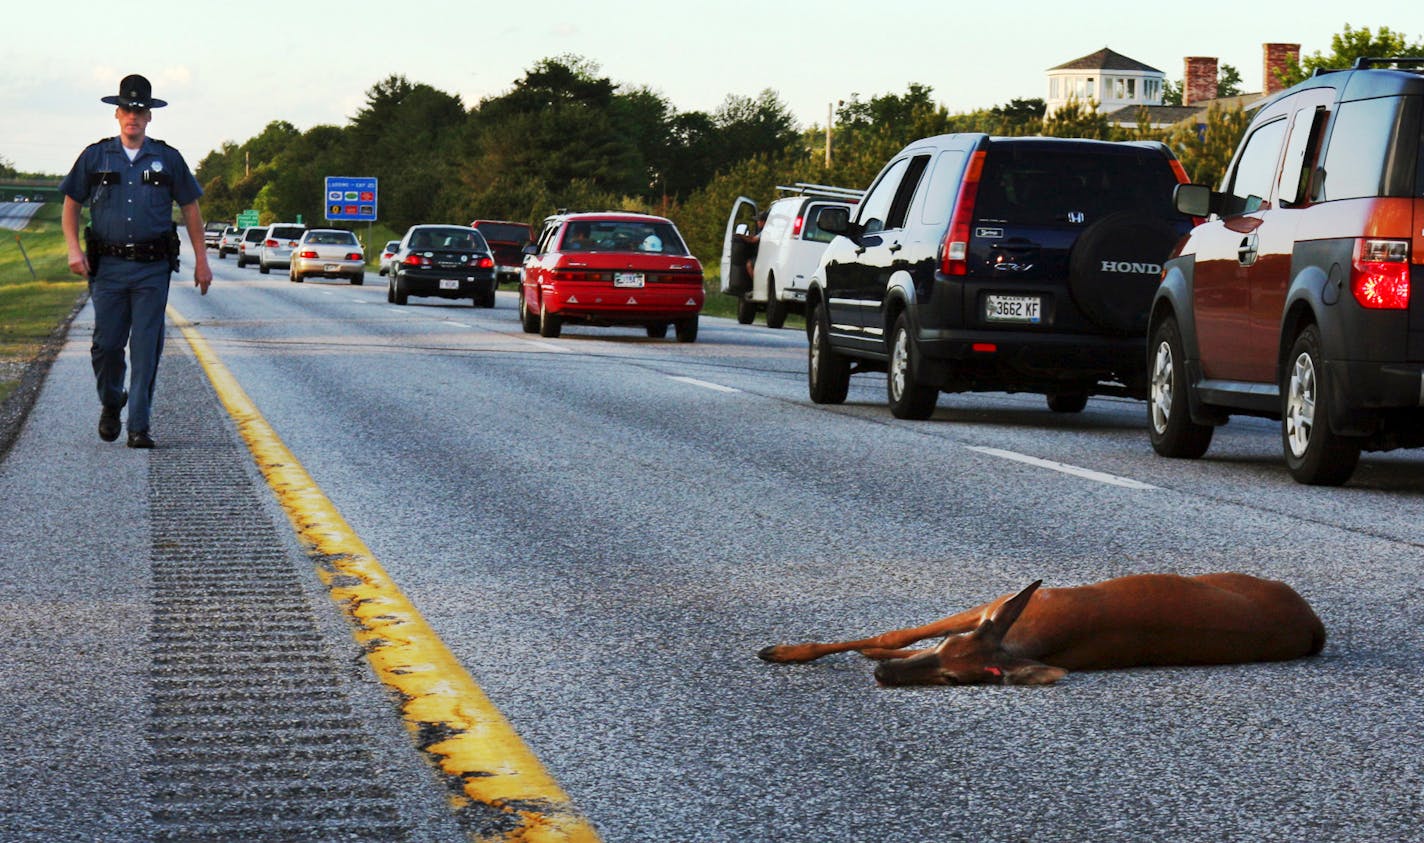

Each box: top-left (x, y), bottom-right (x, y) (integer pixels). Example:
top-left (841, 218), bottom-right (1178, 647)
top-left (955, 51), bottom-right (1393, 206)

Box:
top-left (758, 573), bottom-right (1326, 686)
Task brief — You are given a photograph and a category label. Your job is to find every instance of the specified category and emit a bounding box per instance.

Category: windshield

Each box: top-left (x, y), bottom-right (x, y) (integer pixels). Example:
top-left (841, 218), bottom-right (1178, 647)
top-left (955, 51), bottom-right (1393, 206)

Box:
top-left (557, 220), bottom-right (688, 255)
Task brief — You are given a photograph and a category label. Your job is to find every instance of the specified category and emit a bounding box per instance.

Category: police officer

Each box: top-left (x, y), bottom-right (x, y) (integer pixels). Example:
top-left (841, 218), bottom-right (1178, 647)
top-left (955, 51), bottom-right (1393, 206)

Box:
top-left (61, 74), bottom-right (212, 449)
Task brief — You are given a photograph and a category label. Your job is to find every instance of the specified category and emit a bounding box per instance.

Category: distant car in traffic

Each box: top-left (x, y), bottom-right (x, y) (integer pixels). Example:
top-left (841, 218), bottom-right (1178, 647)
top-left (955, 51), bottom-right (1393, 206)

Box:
top-left (236, 226), bottom-right (266, 268)
top-left (388, 224), bottom-right (497, 307)
top-left (519, 211), bottom-right (704, 341)
top-left (258, 223), bottom-right (307, 274)
top-left (289, 228), bottom-right (365, 285)
top-left (202, 221), bottom-right (227, 250)
top-left (216, 226), bottom-right (242, 258)
top-left (378, 240), bottom-right (400, 276)
top-left (470, 219), bottom-right (533, 284)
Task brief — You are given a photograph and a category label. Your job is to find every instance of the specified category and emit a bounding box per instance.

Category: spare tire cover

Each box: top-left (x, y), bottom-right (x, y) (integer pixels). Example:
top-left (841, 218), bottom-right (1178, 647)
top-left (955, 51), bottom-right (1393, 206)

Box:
top-left (1067, 211), bottom-right (1180, 335)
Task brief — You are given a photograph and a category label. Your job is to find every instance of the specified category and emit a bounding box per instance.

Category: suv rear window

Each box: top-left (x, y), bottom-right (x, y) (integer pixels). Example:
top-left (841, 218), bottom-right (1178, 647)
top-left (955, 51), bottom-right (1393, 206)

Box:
top-left (473, 223), bottom-right (531, 242)
top-left (976, 146), bottom-right (1181, 224)
top-left (1319, 95), bottom-right (1421, 200)
top-left (270, 226), bottom-right (305, 239)
top-left (243, 228), bottom-right (265, 241)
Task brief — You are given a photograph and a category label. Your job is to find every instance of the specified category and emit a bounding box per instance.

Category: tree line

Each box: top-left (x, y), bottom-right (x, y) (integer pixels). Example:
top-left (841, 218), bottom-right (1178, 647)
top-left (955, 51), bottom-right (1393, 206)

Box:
top-left (192, 25), bottom-right (1418, 265)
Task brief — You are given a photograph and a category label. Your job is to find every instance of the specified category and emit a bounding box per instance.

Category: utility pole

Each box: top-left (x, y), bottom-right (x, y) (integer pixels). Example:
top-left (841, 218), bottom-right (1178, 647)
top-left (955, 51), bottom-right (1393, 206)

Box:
top-left (825, 102), bottom-right (833, 168)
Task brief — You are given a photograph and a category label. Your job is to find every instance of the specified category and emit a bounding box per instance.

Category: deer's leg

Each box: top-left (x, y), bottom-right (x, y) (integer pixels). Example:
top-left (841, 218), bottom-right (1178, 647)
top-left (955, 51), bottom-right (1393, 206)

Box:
top-left (758, 599), bottom-right (1006, 664)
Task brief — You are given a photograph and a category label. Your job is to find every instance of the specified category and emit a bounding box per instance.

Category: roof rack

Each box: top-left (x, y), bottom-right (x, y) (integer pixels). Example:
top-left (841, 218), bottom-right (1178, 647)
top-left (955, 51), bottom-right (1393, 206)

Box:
top-left (1352, 56), bottom-right (1424, 70)
top-left (774, 182), bottom-right (865, 201)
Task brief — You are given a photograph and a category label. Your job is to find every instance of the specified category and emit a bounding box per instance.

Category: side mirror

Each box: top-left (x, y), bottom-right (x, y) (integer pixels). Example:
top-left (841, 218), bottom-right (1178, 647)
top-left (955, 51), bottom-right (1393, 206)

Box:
top-left (818, 206), bottom-right (851, 235)
top-left (522, 243), bottom-right (537, 255)
top-left (1173, 183), bottom-right (1217, 218)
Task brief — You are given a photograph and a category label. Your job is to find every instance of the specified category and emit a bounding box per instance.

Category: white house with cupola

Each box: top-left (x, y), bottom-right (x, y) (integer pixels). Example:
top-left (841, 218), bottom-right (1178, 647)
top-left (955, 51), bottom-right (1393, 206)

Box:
top-left (1045, 47), bottom-right (1166, 116)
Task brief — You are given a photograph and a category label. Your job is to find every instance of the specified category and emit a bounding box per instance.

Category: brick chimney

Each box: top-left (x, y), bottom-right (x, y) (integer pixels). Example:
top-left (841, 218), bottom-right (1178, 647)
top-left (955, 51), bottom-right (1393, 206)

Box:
top-left (1263, 43), bottom-right (1301, 96)
top-left (1184, 57), bottom-right (1219, 106)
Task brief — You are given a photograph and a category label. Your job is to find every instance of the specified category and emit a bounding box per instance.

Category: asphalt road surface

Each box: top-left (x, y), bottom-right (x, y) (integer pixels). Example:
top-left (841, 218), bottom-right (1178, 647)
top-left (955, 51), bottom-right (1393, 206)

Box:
top-left (6, 243), bottom-right (1424, 841)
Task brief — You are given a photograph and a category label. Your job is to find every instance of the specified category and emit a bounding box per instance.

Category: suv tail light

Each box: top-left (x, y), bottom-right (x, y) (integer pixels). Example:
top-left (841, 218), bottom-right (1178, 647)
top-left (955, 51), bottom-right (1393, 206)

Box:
top-left (264, 239), bottom-right (278, 248)
top-left (792, 215), bottom-right (804, 237)
top-left (1351, 238), bottom-right (1410, 309)
top-left (939, 151), bottom-right (987, 276)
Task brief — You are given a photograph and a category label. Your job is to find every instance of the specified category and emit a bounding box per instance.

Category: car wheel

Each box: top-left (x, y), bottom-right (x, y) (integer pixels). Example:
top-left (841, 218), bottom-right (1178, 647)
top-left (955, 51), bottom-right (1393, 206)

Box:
top-left (393, 274), bottom-right (409, 306)
top-left (539, 299), bottom-right (562, 338)
top-left (1282, 325), bottom-right (1361, 486)
top-left (518, 289), bottom-right (539, 333)
top-left (290, 268), bottom-right (302, 283)
top-left (387, 276), bottom-right (395, 304)
top-left (647, 322), bottom-right (669, 339)
top-left (887, 313), bottom-right (938, 419)
top-left (217, 250), bottom-right (225, 260)
top-left (1046, 391), bottom-right (1089, 413)
top-left (765, 274), bottom-right (787, 329)
top-left (736, 295), bottom-right (756, 325)
top-left (378, 267), bottom-right (387, 277)
top-left (351, 273), bottom-right (364, 286)
top-left (808, 301), bottom-right (850, 404)
top-left (259, 260), bottom-right (270, 275)
top-left (674, 317), bottom-right (697, 343)
top-left (1148, 316), bottom-right (1213, 459)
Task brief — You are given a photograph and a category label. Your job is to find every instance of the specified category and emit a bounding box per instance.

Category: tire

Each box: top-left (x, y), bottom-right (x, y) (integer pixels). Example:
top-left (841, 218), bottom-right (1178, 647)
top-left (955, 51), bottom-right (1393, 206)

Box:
top-left (393, 274), bottom-right (409, 306)
top-left (808, 301), bottom-right (850, 405)
top-left (1068, 211), bottom-right (1180, 334)
top-left (237, 255), bottom-right (245, 268)
top-left (736, 295), bottom-right (756, 325)
top-left (887, 313), bottom-right (938, 419)
top-left (290, 268), bottom-right (302, 283)
top-left (765, 273), bottom-right (787, 329)
top-left (539, 299), bottom-right (562, 338)
top-left (1046, 391), bottom-right (1089, 413)
top-left (519, 289), bottom-right (539, 333)
top-left (647, 322), bottom-right (669, 339)
top-left (1148, 316), bottom-right (1213, 458)
top-left (218, 251), bottom-right (226, 260)
top-left (674, 317), bottom-right (698, 343)
top-left (259, 261), bottom-right (270, 275)
top-left (1282, 325), bottom-right (1361, 485)
top-left (351, 273), bottom-right (364, 286)
top-left (387, 277), bottom-right (395, 304)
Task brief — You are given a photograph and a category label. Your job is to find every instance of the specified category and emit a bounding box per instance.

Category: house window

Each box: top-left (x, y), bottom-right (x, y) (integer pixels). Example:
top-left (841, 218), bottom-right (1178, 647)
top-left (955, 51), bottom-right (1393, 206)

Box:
top-left (1050, 78), bottom-right (1060, 99)
top-left (1144, 79), bottom-right (1159, 101)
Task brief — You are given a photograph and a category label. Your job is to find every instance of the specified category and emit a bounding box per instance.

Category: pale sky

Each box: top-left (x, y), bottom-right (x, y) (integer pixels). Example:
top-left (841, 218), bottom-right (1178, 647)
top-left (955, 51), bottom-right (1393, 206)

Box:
top-left (2, 1), bottom-right (1417, 175)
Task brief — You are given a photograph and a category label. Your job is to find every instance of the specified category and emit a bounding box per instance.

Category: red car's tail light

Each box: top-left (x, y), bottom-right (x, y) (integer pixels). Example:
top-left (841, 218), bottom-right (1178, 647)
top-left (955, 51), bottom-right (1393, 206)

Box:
top-left (939, 150), bottom-right (986, 277)
top-left (1351, 238), bottom-right (1410, 309)
top-left (552, 269), bottom-right (601, 281)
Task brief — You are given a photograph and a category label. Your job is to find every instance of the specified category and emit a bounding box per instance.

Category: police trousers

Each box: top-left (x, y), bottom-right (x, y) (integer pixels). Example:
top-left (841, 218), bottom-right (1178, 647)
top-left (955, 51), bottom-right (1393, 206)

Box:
top-left (89, 258), bottom-right (171, 434)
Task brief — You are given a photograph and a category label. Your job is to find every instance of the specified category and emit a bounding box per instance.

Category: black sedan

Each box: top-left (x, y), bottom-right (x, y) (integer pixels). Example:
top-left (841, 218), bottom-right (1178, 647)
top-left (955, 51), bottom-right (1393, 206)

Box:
top-left (388, 224), bottom-right (498, 307)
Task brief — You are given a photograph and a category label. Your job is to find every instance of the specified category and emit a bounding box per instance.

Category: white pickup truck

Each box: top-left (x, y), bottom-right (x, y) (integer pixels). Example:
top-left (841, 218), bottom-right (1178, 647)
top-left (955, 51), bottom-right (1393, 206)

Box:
top-left (719, 183), bottom-right (862, 328)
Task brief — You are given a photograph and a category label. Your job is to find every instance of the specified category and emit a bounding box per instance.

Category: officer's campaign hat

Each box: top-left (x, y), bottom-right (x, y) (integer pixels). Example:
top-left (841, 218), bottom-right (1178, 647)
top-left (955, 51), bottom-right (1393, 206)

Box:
top-left (101, 74), bottom-right (167, 109)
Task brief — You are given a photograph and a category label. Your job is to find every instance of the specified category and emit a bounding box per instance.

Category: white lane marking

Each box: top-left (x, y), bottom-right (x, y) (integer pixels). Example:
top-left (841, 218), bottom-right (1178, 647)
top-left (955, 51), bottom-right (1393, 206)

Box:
top-left (523, 340), bottom-right (570, 353)
top-left (966, 445), bottom-right (1157, 490)
top-left (668, 376), bottom-right (740, 394)
top-left (447, 322), bottom-right (472, 328)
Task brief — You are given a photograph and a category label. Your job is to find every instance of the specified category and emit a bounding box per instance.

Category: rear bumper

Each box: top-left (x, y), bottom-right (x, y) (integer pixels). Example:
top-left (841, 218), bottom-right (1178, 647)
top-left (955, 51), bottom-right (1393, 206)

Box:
top-left (1325, 360), bottom-right (1424, 436)
top-left (544, 284), bottom-right (703, 322)
top-left (292, 257), bottom-right (364, 277)
top-left (402, 269), bottom-right (497, 298)
top-left (916, 328), bottom-right (1147, 394)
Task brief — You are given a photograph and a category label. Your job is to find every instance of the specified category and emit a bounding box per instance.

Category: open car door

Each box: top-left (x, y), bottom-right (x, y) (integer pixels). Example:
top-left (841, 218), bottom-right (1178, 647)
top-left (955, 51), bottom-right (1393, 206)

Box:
top-left (720, 196), bottom-right (758, 295)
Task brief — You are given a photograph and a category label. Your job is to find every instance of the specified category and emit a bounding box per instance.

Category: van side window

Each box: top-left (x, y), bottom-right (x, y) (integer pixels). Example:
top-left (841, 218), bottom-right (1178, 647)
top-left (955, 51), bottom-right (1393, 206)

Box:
top-left (1223, 117), bottom-right (1287, 215)
top-left (857, 157), bottom-right (911, 234)
top-left (1319, 96), bottom-right (1417, 201)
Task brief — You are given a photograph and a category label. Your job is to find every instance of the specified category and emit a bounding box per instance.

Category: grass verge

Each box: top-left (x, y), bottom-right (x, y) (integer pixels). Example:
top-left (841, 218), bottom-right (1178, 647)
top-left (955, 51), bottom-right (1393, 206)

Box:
top-left (0, 203), bottom-right (87, 404)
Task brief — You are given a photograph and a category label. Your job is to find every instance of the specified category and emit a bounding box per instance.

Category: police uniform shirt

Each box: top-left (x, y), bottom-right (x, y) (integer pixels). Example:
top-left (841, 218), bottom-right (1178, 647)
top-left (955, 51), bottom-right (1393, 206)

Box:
top-left (59, 136), bottom-right (202, 246)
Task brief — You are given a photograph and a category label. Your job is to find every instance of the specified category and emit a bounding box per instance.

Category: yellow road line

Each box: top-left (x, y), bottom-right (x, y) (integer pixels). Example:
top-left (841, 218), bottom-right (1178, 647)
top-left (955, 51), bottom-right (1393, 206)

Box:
top-left (169, 305), bottom-right (600, 843)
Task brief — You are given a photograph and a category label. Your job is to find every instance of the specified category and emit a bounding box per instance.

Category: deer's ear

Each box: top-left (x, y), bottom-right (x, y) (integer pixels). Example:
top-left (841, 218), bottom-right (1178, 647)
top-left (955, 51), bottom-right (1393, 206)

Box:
top-left (1002, 663), bottom-right (1068, 685)
top-left (980, 580), bottom-right (1042, 646)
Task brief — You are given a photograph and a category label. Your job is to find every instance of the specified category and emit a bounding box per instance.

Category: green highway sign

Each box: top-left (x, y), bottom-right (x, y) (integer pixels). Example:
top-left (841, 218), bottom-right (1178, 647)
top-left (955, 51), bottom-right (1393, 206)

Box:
top-left (236, 209), bottom-right (260, 228)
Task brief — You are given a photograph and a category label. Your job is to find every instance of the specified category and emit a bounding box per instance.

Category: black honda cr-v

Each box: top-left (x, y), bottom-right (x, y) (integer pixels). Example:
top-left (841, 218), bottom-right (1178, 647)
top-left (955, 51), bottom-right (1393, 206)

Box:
top-left (809, 133), bottom-right (1194, 418)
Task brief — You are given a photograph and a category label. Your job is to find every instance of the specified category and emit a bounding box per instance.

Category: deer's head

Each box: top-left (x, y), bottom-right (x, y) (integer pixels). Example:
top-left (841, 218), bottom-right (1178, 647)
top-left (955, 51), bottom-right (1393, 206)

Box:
top-left (872, 580), bottom-right (1068, 687)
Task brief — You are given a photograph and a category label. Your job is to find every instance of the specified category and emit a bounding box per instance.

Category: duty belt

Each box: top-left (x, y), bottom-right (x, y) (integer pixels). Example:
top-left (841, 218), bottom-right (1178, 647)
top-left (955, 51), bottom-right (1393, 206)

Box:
top-left (96, 239), bottom-right (167, 262)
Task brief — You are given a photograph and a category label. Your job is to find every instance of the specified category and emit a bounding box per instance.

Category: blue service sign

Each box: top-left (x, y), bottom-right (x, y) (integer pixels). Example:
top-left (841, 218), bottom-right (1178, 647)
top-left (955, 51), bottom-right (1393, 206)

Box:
top-left (324, 176), bottom-right (378, 222)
